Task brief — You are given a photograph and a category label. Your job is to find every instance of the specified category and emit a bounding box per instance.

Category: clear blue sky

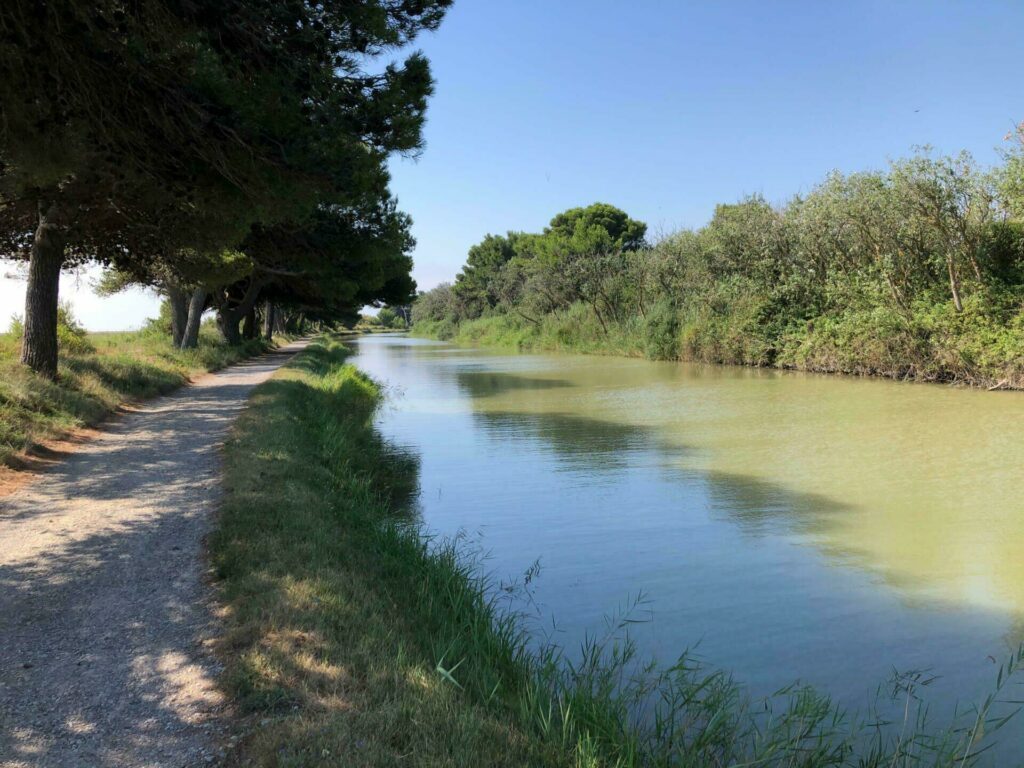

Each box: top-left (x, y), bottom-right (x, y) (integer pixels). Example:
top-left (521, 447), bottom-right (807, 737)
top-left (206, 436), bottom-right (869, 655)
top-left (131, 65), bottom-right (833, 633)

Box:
top-left (3, 0), bottom-right (1023, 329)
top-left (393, 0), bottom-right (1024, 292)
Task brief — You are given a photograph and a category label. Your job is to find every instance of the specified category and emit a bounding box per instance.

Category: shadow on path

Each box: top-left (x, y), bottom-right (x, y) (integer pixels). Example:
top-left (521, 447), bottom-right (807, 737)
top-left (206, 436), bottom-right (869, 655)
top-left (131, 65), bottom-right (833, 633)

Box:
top-left (0, 341), bottom-right (307, 768)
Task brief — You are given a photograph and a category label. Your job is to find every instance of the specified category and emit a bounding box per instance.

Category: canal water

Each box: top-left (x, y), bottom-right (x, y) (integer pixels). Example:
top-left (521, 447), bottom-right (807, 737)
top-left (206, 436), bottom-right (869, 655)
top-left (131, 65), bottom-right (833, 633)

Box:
top-left (349, 334), bottom-right (1024, 755)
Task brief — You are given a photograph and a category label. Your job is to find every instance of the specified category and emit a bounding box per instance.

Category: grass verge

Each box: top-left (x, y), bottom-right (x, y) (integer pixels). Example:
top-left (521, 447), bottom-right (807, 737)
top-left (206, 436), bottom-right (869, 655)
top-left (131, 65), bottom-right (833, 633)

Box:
top-left (411, 295), bottom-right (1024, 390)
top-left (0, 327), bottom-right (275, 468)
top-left (213, 337), bottom-right (559, 766)
top-left (214, 337), bottom-right (1024, 767)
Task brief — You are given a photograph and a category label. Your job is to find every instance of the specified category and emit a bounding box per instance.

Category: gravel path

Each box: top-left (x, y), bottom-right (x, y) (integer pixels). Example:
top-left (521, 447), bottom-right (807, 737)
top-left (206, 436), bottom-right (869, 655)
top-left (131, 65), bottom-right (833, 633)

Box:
top-left (0, 340), bottom-right (308, 768)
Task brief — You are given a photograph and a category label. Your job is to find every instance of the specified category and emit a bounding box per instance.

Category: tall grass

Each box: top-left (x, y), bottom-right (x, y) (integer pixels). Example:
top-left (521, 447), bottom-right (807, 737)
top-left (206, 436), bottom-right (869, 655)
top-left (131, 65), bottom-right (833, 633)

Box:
top-left (412, 295), bottom-right (1024, 389)
top-left (0, 325), bottom-right (274, 466)
top-left (215, 337), bottom-right (1024, 767)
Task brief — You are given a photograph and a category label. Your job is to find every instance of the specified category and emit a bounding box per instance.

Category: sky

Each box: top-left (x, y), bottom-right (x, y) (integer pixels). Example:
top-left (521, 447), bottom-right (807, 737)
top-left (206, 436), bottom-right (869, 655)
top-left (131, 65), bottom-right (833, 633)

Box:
top-left (3, 0), bottom-right (1024, 330)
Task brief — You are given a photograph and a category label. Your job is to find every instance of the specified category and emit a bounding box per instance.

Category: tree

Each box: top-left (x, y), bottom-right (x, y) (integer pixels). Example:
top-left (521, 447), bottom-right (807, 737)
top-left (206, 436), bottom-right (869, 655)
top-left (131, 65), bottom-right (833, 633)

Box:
top-left (703, 197), bottom-right (792, 284)
top-left (546, 203), bottom-right (648, 253)
top-left (999, 122), bottom-right (1024, 219)
top-left (891, 151), bottom-right (996, 312)
top-left (1, 0), bottom-right (450, 373)
top-left (427, 203), bottom-right (649, 327)
top-left (453, 233), bottom-right (522, 317)
top-left (789, 171), bottom-right (927, 314)
top-left (376, 307), bottom-right (401, 328)
top-left (234, 193), bottom-right (417, 340)
top-left (412, 283), bottom-right (455, 324)
top-left (1, 3), bottom-right (278, 374)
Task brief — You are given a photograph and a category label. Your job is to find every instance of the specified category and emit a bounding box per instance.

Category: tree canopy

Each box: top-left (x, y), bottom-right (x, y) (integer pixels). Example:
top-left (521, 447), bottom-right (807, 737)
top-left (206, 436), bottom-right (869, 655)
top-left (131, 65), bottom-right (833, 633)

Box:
top-left (546, 202), bottom-right (648, 254)
top-left (449, 204), bottom-right (646, 319)
top-left (1, 0), bottom-right (451, 375)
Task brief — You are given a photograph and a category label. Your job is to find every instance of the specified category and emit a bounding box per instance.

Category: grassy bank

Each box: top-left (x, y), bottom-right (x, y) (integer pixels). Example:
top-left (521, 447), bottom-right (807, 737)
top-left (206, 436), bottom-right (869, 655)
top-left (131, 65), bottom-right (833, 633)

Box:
top-left (213, 337), bottom-right (1023, 767)
top-left (410, 293), bottom-right (1024, 389)
top-left (212, 338), bottom-right (558, 766)
top-left (0, 327), bottom-right (273, 467)
top-left (411, 310), bottom-right (648, 359)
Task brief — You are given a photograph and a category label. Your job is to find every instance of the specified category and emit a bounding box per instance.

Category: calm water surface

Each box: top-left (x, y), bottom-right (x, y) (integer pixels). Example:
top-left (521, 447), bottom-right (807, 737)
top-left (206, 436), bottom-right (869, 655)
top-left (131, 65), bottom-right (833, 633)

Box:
top-left (350, 334), bottom-right (1024, 749)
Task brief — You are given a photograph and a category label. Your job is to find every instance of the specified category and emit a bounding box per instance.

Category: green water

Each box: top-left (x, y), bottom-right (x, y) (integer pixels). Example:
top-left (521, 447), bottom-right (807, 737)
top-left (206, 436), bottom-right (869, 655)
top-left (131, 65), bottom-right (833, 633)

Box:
top-left (351, 334), bottom-right (1024, 755)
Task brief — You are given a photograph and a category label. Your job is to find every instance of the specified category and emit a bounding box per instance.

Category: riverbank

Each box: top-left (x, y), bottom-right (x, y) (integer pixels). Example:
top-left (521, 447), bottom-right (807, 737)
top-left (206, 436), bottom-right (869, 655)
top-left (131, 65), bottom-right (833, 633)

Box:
top-left (0, 328), bottom-right (276, 470)
top-left (211, 338), bottom-right (561, 766)
top-left (213, 336), bottom-right (1023, 767)
top-left (411, 163), bottom-right (1024, 392)
top-left (410, 299), bottom-right (1024, 390)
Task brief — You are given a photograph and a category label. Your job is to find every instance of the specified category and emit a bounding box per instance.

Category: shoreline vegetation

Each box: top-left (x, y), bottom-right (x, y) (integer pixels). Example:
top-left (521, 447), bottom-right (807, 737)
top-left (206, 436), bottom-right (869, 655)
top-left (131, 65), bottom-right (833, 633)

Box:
top-left (0, 316), bottom-right (279, 469)
top-left (411, 145), bottom-right (1024, 391)
top-left (214, 337), bottom-right (1023, 767)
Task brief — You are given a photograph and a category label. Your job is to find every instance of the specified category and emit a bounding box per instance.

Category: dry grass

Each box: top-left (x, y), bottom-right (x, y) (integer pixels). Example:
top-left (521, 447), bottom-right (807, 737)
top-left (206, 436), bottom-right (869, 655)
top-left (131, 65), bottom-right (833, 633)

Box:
top-left (0, 327), bottom-right (274, 467)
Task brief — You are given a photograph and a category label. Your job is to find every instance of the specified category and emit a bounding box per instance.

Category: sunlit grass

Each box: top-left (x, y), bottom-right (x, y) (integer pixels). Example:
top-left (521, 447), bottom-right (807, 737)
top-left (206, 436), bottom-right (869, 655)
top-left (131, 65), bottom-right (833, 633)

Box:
top-left (411, 295), bottom-right (1024, 389)
top-left (0, 327), bottom-right (274, 466)
top-left (214, 338), bottom-right (555, 765)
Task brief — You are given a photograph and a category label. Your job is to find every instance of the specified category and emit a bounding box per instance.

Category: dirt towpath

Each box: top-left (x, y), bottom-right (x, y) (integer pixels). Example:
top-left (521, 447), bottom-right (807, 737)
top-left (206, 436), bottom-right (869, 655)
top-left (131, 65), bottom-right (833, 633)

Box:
top-left (0, 340), bottom-right (309, 768)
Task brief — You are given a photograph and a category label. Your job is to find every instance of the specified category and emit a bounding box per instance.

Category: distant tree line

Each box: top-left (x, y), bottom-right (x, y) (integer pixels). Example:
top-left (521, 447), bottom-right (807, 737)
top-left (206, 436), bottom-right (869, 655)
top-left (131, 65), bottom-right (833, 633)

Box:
top-left (1, 0), bottom-right (452, 378)
top-left (356, 304), bottom-right (410, 330)
top-left (415, 142), bottom-right (1024, 387)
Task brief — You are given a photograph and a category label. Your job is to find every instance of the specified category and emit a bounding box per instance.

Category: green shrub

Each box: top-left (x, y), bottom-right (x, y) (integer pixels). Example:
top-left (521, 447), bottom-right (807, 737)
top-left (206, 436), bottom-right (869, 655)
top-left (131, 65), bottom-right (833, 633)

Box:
top-left (643, 299), bottom-right (680, 360)
top-left (55, 301), bottom-right (93, 354)
top-left (433, 317), bottom-right (458, 340)
top-left (7, 302), bottom-right (93, 355)
top-left (139, 300), bottom-right (174, 337)
top-left (376, 307), bottom-right (399, 327)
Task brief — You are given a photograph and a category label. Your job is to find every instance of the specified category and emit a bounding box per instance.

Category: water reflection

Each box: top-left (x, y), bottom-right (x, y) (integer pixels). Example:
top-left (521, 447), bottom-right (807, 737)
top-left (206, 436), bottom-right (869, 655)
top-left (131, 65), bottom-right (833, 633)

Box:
top-left (473, 411), bottom-right (654, 471)
top-left (702, 470), bottom-right (852, 539)
top-left (454, 370), bottom-right (574, 398)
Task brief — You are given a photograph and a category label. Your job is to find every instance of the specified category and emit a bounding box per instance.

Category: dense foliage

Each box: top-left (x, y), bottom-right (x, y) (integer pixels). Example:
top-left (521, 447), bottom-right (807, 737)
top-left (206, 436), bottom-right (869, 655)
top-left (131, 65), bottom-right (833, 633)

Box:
top-left (416, 148), bottom-right (1024, 388)
top-left (1, 0), bottom-right (450, 376)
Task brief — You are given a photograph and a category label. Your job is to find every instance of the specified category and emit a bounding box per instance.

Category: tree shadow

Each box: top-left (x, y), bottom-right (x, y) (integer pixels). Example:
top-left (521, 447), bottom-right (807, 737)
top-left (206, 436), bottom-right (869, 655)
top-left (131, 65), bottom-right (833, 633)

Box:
top-left (62, 356), bottom-right (185, 397)
top-left (0, 493), bottom-right (228, 766)
top-left (453, 370), bottom-right (574, 399)
top-left (0, 344), bottom-right (304, 766)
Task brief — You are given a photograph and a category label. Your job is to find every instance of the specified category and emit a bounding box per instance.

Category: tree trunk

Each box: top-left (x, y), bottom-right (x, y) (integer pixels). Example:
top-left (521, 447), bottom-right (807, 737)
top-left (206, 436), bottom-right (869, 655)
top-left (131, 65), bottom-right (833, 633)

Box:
top-left (216, 277), bottom-right (264, 346)
top-left (241, 306), bottom-right (257, 340)
top-left (262, 302), bottom-right (275, 339)
top-left (969, 253), bottom-right (983, 282)
top-left (20, 204), bottom-right (65, 379)
top-left (590, 302), bottom-right (609, 335)
top-left (181, 289), bottom-right (207, 349)
top-left (883, 274), bottom-right (909, 315)
top-left (947, 256), bottom-right (964, 313)
top-left (167, 286), bottom-right (189, 347)
top-left (218, 312), bottom-right (242, 345)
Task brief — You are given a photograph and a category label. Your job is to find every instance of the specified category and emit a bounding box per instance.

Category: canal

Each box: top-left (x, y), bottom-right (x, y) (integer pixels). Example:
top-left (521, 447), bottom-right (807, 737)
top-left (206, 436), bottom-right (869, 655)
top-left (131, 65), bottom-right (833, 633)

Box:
top-left (350, 334), bottom-right (1024, 755)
